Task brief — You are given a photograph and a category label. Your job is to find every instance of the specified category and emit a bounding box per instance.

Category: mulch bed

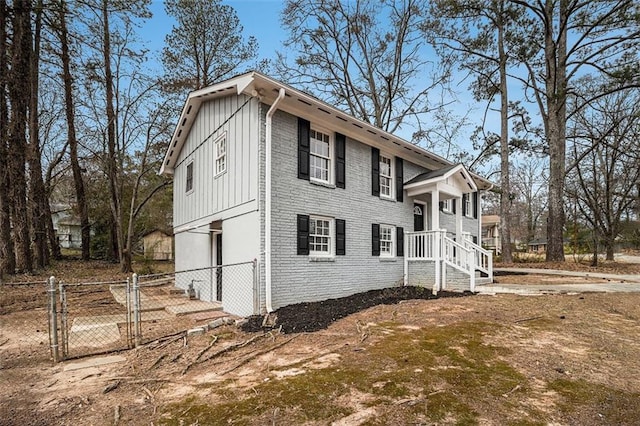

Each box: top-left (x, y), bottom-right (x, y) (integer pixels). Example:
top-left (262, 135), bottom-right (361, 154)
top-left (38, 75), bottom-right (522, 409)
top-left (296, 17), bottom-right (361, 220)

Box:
top-left (242, 286), bottom-right (471, 334)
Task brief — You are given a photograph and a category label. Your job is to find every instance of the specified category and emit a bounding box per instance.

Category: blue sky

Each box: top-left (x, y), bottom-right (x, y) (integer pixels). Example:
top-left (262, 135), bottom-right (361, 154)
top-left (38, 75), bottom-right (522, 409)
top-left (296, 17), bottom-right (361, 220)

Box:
top-left (144, 0), bottom-right (287, 66)
top-left (140, 0), bottom-right (499, 168)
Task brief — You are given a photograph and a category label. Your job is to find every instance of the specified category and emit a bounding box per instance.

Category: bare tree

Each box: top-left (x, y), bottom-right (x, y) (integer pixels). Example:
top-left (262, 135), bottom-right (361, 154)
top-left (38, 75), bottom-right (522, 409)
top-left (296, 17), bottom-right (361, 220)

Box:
top-left (0, 0), bottom-right (15, 276)
top-left (7, 0), bottom-right (33, 272)
top-left (162, 0), bottom-right (258, 94)
top-left (510, 0), bottom-right (640, 261)
top-left (511, 157), bottom-right (548, 245)
top-left (277, 0), bottom-right (450, 136)
top-left (426, 0), bottom-right (531, 262)
top-left (566, 87), bottom-right (640, 262)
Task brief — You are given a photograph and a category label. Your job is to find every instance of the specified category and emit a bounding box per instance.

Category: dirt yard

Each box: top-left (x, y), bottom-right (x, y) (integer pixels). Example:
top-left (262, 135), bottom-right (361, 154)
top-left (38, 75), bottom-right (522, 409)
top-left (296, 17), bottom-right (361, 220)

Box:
top-left (2, 259), bottom-right (640, 425)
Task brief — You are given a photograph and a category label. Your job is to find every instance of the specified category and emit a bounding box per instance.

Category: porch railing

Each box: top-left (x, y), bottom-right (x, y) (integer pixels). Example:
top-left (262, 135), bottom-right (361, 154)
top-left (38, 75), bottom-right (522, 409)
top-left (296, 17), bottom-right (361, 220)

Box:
top-left (404, 230), bottom-right (492, 292)
top-left (462, 232), bottom-right (493, 279)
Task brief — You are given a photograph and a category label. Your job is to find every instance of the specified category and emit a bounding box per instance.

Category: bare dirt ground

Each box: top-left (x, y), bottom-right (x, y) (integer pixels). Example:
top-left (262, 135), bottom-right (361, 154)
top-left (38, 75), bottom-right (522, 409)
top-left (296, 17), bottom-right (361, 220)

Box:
top-left (2, 258), bottom-right (640, 425)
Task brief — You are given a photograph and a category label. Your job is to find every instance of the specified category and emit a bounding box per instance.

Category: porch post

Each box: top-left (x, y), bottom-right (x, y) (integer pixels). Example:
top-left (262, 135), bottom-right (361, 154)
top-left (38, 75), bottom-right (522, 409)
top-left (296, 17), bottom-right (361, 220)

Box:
top-left (455, 197), bottom-right (462, 243)
top-left (431, 190), bottom-right (440, 231)
top-left (403, 234), bottom-right (408, 286)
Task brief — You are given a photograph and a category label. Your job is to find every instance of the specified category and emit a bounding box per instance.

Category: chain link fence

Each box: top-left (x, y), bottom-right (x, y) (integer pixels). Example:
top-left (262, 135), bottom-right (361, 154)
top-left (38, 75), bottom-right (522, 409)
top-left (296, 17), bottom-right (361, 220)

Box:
top-left (2, 261), bottom-right (259, 364)
top-left (0, 282), bottom-right (51, 368)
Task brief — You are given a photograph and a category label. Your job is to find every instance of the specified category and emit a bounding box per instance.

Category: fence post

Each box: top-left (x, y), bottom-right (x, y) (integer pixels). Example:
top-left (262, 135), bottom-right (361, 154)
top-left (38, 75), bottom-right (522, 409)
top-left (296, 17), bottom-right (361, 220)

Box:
top-left (47, 276), bottom-right (59, 363)
top-left (125, 277), bottom-right (132, 348)
top-left (252, 259), bottom-right (259, 314)
top-left (59, 280), bottom-right (68, 359)
top-left (133, 273), bottom-right (141, 347)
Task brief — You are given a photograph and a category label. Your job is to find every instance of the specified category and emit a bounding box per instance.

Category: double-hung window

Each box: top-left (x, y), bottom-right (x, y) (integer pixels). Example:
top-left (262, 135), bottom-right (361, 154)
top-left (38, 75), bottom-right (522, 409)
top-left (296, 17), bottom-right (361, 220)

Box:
top-left (379, 224), bottom-right (395, 257)
top-left (464, 193), bottom-right (473, 217)
top-left (379, 154), bottom-right (393, 198)
top-left (442, 199), bottom-right (452, 213)
top-left (310, 129), bottom-right (331, 183)
top-left (309, 216), bottom-right (332, 256)
top-left (185, 162), bottom-right (194, 193)
top-left (215, 134), bottom-right (226, 176)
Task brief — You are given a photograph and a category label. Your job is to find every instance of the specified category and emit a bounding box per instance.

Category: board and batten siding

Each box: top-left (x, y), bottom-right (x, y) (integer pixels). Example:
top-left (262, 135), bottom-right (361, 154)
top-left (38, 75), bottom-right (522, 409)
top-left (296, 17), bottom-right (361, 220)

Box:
top-left (173, 94), bottom-right (260, 229)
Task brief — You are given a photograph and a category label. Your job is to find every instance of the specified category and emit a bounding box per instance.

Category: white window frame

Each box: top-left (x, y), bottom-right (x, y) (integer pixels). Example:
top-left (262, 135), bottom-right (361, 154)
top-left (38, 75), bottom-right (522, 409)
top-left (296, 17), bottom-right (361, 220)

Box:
top-left (379, 224), bottom-right (395, 258)
top-left (309, 127), bottom-right (333, 184)
top-left (309, 215), bottom-right (334, 257)
top-left (185, 161), bottom-right (194, 194)
top-left (442, 199), bottom-right (452, 213)
top-left (214, 133), bottom-right (226, 177)
top-left (379, 153), bottom-right (394, 199)
top-left (464, 193), bottom-right (473, 218)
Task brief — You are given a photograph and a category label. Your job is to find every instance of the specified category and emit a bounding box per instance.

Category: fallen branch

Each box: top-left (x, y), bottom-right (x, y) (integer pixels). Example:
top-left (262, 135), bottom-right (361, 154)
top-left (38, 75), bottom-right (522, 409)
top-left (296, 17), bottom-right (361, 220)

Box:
top-left (514, 316), bottom-right (543, 323)
top-left (218, 336), bottom-right (297, 376)
top-left (146, 331), bottom-right (187, 350)
top-left (0, 338), bottom-right (9, 347)
top-left (194, 335), bottom-right (219, 362)
top-left (103, 380), bottom-right (120, 394)
top-left (148, 354), bottom-right (168, 370)
top-left (182, 333), bottom-right (272, 375)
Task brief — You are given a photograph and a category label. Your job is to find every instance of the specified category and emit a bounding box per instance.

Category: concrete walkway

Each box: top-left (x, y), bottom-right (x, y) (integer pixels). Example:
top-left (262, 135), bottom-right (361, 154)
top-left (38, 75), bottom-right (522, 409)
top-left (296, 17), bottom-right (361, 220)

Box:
top-left (479, 267), bottom-right (640, 295)
top-left (494, 267), bottom-right (640, 283)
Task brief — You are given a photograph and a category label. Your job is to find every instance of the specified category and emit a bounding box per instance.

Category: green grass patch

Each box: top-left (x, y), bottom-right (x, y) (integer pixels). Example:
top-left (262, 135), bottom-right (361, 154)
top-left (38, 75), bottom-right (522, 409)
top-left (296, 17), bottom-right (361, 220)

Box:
top-left (549, 378), bottom-right (640, 424)
top-left (160, 322), bottom-right (538, 425)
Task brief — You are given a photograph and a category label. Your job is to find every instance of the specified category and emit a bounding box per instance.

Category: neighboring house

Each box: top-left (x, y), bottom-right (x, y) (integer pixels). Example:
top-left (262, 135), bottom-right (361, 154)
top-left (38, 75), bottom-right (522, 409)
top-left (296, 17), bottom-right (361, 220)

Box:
top-left (481, 215), bottom-right (501, 254)
top-left (160, 72), bottom-right (494, 317)
top-left (51, 204), bottom-right (83, 250)
top-left (142, 230), bottom-right (174, 260)
top-left (528, 238), bottom-right (547, 253)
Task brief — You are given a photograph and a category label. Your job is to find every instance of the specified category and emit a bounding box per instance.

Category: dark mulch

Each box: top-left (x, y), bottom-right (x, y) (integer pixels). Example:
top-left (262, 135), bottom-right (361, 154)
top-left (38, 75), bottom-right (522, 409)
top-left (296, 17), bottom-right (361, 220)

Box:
top-left (241, 286), bottom-right (472, 334)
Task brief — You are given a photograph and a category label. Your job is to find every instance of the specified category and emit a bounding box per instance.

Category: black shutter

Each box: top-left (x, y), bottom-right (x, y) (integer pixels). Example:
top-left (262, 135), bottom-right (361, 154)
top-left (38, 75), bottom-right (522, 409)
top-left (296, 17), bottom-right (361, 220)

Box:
top-left (396, 227), bottom-right (404, 257)
top-left (462, 193), bottom-right (468, 216)
top-left (335, 133), bottom-right (346, 188)
top-left (452, 199), bottom-right (456, 214)
top-left (395, 157), bottom-right (403, 202)
top-left (371, 223), bottom-right (380, 256)
top-left (297, 214), bottom-right (309, 255)
top-left (472, 235), bottom-right (478, 245)
top-left (336, 219), bottom-right (346, 255)
top-left (297, 118), bottom-right (310, 180)
top-left (371, 147), bottom-right (380, 196)
top-left (473, 191), bottom-right (479, 218)
top-left (439, 201), bottom-right (444, 211)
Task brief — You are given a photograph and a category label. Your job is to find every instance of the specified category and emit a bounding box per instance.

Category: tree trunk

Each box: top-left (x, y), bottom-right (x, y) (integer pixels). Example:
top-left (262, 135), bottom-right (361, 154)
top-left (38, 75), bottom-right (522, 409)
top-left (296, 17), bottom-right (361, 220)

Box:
top-left (497, 2), bottom-right (512, 263)
top-left (58, 0), bottom-right (90, 260)
top-left (101, 0), bottom-right (125, 271)
top-left (28, 0), bottom-right (50, 268)
top-left (0, 0), bottom-right (15, 275)
top-left (544, 0), bottom-right (567, 262)
top-left (8, 0), bottom-right (33, 272)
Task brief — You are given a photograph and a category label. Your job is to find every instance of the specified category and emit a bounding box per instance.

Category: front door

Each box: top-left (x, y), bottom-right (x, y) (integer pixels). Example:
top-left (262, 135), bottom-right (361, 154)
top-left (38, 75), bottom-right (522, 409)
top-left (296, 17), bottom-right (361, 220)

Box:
top-left (215, 233), bottom-right (222, 302)
top-left (414, 203), bottom-right (425, 232)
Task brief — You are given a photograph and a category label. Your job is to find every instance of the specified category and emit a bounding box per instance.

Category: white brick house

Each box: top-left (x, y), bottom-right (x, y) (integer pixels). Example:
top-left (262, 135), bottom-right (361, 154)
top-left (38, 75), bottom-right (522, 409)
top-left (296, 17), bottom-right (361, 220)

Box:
top-left (160, 72), bottom-right (493, 317)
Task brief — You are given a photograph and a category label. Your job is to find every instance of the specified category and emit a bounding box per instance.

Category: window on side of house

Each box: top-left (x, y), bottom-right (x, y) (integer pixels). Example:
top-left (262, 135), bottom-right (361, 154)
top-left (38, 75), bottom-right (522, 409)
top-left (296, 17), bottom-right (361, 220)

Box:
top-left (215, 134), bottom-right (226, 176)
top-left (379, 154), bottom-right (393, 199)
top-left (379, 224), bottom-right (395, 257)
top-left (442, 199), bottom-right (452, 213)
top-left (185, 162), bottom-right (194, 193)
top-left (309, 215), bottom-right (333, 256)
top-left (310, 129), bottom-right (332, 184)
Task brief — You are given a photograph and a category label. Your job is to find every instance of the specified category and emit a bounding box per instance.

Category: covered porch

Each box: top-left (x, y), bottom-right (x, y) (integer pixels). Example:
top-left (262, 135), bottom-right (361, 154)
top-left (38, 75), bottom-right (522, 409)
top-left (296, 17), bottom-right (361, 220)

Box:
top-left (402, 165), bottom-right (493, 292)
